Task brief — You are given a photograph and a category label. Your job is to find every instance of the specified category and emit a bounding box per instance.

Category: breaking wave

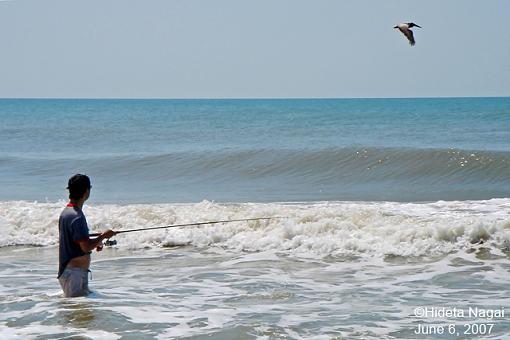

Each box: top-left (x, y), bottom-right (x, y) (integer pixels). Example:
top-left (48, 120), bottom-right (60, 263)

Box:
top-left (1, 199), bottom-right (509, 258)
top-left (1, 147), bottom-right (509, 202)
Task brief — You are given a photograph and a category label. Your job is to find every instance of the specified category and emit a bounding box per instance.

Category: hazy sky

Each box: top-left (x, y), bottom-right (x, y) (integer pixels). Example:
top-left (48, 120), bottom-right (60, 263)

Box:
top-left (0, 0), bottom-right (509, 98)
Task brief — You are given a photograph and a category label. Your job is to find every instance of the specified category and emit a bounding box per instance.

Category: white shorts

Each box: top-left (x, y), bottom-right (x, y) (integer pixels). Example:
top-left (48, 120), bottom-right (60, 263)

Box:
top-left (58, 267), bottom-right (90, 297)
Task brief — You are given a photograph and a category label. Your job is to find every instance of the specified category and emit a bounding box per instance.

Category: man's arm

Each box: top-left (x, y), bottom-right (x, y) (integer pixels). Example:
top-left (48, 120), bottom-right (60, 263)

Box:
top-left (78, 230), bottom-right (116, 253)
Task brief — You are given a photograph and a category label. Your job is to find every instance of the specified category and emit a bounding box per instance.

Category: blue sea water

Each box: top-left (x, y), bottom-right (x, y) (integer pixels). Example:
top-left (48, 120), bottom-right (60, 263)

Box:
top-left (1, 98), bottom-right (510, 339)
top-left (1, 97), bottom-right (508, 203)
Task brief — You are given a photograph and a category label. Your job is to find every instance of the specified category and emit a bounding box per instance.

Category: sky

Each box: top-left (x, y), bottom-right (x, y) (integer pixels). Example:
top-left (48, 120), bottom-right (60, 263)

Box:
top-left (0, 0), bottom-right (509, 99)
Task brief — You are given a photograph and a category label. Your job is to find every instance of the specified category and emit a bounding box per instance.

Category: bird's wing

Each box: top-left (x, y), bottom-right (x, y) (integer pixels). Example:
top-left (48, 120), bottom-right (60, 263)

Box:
top-left (401, 28), bottom-right (415, 46)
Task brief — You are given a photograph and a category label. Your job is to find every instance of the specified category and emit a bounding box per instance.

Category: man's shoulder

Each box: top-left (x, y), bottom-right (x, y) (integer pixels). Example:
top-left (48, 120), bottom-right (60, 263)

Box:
top-left (60, 207), bottom-right (88, 235)
top-left (60, 207), bottom-right (85, 222)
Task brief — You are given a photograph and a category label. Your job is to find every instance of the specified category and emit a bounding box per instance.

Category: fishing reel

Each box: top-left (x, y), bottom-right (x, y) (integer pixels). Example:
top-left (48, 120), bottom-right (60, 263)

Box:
top-left (105, 239), bottom-right (117, 246)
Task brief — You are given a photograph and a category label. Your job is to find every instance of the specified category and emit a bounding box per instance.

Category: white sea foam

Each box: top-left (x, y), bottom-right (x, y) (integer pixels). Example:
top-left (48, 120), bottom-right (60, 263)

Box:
top-left (1, 199), bottom-right (509, 258)
top-left (1, 240), bottom-right (510, 339)
top-left (0, 324), bottom-right (121, 340)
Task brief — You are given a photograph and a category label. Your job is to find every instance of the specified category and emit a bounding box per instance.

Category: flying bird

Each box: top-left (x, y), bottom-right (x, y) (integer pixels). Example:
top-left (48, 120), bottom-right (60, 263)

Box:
top-left (394, 22), bottom-right (421, 46)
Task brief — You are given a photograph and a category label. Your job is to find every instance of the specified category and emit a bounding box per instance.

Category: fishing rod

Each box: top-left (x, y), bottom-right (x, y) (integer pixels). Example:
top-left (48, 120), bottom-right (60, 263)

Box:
top-left (90, 217), bottom-right (285, 244)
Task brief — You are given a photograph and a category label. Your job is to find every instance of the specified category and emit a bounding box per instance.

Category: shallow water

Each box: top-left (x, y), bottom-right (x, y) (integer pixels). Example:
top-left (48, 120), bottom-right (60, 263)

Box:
top-left (2, 198), bottom-right (510, 339)
top-left (1, 246), bottom-right (510, 339)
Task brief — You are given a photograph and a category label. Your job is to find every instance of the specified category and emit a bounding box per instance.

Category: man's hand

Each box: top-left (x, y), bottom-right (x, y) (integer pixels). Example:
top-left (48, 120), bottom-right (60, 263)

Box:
top-left (79, 229), bottom-right (117, 253)
top-left (97, 229), bottom-right (115, 251)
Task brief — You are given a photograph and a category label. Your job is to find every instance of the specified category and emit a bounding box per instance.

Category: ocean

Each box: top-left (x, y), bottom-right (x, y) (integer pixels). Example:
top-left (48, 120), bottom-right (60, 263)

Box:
top-left (1, 97), bottom-right (509, 339)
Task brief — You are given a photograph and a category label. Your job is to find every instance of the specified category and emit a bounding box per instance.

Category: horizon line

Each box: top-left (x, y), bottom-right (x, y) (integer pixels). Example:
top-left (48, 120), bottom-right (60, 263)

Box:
top-left (0, 95), bottom-right (509, 101)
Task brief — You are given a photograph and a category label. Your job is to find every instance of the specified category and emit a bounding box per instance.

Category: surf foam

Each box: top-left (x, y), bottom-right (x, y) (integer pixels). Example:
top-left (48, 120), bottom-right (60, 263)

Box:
top-left (1, 199), bottom-right (509, 258)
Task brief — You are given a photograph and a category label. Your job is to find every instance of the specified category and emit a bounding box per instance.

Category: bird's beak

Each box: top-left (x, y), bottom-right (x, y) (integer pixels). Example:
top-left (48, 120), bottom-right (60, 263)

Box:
top-left (415, 25), bottom-right (422, 28)
top-left (393, 26), bottom-right (398, 29)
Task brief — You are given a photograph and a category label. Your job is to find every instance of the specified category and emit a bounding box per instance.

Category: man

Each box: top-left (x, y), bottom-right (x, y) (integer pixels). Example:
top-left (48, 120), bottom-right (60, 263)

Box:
top-left (58, 174), bottom-right (115, 297)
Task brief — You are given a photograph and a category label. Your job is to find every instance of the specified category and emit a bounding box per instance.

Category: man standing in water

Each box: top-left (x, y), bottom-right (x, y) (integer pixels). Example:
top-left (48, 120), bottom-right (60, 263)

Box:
top-left (58, 174), bottom-right (115, 297)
